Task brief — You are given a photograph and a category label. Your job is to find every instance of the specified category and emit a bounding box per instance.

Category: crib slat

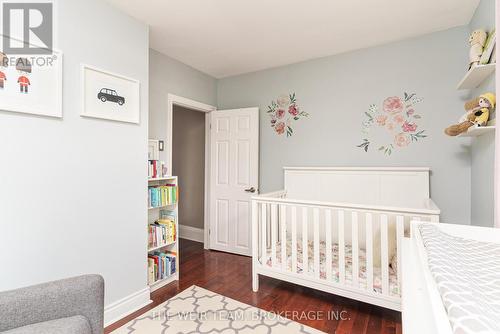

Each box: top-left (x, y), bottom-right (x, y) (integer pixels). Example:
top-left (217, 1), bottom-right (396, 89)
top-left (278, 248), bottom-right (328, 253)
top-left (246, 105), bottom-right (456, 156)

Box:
top-left (313, 208), bottom-right (320, 279)
top-left (302, 207), bottom-right (308, 275)
top-left (381, 214), bottom-right (389, 295)
top-left (261, 204), bottom-right (267, 266)
top-left (271, 204), bottom-right (278, 267)
top-left (291, 206), bottom-right (298, 273)
top-left (396, 215), bottom-right (404, 295)
top-left (338, 210), bottom-right (345, 285)
top-left (281, 205), bottom-right (287, 271)
top-left (366, 213), bottom-right (373, 291)
top-left (351, 212), bottom-right (359, 287)
top-left (325, 209), bottom-right (332, 281)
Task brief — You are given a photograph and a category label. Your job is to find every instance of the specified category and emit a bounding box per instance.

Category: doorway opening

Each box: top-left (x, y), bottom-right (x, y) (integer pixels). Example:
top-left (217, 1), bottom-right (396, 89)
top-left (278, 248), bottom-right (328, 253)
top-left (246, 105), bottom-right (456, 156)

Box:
top-left (172, 105), bottom-right (206, 245)
top-left (167, 94), bottom-right (215, 249)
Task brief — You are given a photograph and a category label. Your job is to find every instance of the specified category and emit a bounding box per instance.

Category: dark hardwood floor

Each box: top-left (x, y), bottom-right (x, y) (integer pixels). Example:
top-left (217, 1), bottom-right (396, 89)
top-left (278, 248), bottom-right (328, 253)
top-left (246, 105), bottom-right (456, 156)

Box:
top-left (105, 239), bottom-right (401, 334)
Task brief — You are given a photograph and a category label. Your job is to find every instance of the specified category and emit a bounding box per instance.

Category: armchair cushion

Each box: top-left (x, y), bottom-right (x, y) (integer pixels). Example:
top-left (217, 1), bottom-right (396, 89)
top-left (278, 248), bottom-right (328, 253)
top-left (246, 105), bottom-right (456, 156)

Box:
top-left (0, 275), bottom-right (104, 334)
top-left (2, 316), bottom-right (91, 334)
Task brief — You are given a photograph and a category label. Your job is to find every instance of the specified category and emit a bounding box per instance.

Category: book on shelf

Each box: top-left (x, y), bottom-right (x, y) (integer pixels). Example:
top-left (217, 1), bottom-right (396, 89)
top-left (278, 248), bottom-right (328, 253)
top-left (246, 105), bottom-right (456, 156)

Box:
top-left (148, 184), bottom-right (178, 208)
top-left (480, 30), bottom-right (496, 65)
top-left (148, 216), bottom-right (176, 250)
top-left (148, 160), bottom-right (167, 179)
top-left (148, 251), bottom-right (176, 285)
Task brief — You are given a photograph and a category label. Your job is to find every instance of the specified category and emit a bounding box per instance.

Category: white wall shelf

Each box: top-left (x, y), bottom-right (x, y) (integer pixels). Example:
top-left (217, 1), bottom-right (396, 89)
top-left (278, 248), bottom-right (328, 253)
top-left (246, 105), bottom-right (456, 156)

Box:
top-left (457, 63), bottom-right (495, 90)
top-left (457, 125), bottom-right (495, 137)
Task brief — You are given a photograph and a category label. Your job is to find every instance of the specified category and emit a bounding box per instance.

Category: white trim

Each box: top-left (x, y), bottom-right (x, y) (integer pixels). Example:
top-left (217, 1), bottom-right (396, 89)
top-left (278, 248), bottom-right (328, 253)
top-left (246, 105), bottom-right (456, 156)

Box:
top-left (104, 287), bottom-right (151, 327)
top-left (283, 166), bottom-right (431, 172)
top-left (179, 225), bottom-right (204, 243)
top-left (496, 4), bottom-right (500, 228)
top-left (167, 94), bottom-right (216, 250)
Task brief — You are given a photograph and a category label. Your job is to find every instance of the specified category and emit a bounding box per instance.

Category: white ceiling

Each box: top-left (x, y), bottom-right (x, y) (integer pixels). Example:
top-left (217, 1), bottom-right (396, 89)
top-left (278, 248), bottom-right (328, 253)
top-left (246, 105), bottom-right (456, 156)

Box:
top-left (107, 0), bottom-right (480, 78)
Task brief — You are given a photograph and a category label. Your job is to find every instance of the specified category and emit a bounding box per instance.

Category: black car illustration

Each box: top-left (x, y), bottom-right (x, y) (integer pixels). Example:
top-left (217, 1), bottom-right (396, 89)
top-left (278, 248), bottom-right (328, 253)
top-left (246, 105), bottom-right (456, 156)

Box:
top-left (97, 88), bottom-right (125, 105)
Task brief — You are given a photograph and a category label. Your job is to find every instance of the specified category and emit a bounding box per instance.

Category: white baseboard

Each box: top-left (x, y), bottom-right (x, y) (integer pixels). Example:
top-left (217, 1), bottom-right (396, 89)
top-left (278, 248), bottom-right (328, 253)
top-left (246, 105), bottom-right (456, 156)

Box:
top-left (104, 287), bottom-right (152, 327)
top-left (179, 225), bottom-right (204, 243)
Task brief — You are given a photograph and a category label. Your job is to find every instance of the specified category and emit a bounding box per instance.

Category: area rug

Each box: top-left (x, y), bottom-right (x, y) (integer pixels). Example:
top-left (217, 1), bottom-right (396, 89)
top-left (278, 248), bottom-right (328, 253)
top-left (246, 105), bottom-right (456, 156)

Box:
top-left (112, 285), bottom-right (324, 333)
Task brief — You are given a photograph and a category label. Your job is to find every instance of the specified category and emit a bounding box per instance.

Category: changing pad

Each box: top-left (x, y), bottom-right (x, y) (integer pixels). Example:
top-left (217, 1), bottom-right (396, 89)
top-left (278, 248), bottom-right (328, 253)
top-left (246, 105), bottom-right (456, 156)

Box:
top-left (419, 225), bottom-right (500, 334)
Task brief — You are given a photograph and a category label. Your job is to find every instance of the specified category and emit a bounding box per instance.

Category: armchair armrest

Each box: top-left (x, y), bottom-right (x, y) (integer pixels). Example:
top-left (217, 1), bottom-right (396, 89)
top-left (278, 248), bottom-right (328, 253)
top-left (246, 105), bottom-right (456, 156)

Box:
top-left (0, 275), bottom-right (104, 334)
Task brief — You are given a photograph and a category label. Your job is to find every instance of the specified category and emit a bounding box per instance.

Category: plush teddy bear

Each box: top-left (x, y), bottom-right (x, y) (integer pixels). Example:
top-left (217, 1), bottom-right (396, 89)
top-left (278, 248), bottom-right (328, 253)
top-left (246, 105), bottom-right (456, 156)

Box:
top-left (469, 29), bottom-right (488, 69)
top-left (445, 93), bottom-right (496, 136)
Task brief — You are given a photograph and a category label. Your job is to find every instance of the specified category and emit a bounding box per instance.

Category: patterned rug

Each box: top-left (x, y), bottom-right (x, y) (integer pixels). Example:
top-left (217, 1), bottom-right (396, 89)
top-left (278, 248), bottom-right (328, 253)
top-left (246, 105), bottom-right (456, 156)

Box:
top-left (112, 285), bottom-right (324, 333)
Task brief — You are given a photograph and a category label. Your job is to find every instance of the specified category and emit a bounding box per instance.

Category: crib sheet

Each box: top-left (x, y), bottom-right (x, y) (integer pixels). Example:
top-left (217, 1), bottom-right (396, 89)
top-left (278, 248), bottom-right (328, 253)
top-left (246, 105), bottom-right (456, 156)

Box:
top-left (260, 240), bottom-right (399, 296)
top-left (419, 225), bottom-right (500, 334)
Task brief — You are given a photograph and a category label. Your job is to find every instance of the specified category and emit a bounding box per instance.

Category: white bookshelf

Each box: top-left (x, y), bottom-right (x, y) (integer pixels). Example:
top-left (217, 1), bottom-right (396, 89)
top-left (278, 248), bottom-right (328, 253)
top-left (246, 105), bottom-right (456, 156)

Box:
top-left (146, 139), bottom-right (180, 292)
top-left (147, 173), bottom-right (179, 292)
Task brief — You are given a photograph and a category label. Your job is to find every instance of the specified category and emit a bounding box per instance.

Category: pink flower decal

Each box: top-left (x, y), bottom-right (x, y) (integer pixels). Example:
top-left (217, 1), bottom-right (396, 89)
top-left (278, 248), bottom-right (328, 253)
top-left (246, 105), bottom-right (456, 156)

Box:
top-left (267, 93), bottom-right (308, 137)
top-left (376, 115), bottom-right (388, 126)
top-left (288, 104), bottom-right (299, 116)
top-left (358, 92), bottom-right (426, 155)
top-left (275, 122), bottom-right (286, 135)
top-left (395, 133), bottom-right (410, 147)
top-left (402, 121), bottom-right (417, 133)
top-left (383, 97), bottom-right (404, 114)
top-left (393, 114), bottom-right (405, 124)
top-left (276, 108), bottom-right (285, 119)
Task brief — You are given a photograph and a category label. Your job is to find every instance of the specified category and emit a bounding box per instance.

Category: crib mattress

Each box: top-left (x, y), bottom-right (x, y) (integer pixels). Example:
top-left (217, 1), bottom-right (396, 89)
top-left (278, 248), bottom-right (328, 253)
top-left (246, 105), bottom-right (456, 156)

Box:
top-left (419, 225), bottom-right (500, 334)
top-left (260, 240), bottom-right (399, 296)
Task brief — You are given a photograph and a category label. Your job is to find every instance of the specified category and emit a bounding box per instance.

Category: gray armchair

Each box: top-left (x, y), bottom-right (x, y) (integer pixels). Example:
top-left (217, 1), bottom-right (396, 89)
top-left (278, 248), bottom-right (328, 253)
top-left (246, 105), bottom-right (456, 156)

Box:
top-left (0, 275), bottom-right (104, 334)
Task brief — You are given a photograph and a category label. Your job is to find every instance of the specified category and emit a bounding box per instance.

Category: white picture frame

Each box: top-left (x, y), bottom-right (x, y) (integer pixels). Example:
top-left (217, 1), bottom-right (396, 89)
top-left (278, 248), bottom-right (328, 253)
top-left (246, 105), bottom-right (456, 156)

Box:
top-left (81, 64), bottom-right (140, 124)
top-left (148, 139), bottom-right (160, 160)
top-left (0, 50), bottom-right (63, 118)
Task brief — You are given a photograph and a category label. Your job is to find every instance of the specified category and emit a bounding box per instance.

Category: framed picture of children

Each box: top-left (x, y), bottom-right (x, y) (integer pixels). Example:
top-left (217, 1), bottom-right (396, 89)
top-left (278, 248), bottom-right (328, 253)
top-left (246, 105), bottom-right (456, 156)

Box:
top-left (0, 50), bottom-right (63, 117)
top-left (81, 64), bottom-right (140, 124)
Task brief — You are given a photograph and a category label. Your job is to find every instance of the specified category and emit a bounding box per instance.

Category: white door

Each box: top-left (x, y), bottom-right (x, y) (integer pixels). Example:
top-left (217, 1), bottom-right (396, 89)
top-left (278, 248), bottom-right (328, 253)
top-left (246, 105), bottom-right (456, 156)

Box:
top-left (209, 108), bottom-right (259, 256)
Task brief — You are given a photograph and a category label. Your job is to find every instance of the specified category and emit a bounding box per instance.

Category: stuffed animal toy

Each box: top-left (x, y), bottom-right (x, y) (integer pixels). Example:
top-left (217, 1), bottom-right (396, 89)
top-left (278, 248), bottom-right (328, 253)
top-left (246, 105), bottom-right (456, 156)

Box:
top-left (469, 29), bottom-right (488, 69)
top-left (445, 93), bottom-right (496, 136)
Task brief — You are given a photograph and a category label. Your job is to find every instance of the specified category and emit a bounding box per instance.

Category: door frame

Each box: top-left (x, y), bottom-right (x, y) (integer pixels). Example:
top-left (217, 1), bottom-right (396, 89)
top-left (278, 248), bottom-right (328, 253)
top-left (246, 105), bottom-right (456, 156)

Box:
top-left (167, 94), bottom-right (216, 249)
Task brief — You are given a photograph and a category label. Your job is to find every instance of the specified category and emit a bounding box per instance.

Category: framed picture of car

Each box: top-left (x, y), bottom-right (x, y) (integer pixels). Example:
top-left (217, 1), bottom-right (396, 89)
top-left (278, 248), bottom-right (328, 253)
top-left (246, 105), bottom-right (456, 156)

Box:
top-left (81, 64), bottom-right (140, 124)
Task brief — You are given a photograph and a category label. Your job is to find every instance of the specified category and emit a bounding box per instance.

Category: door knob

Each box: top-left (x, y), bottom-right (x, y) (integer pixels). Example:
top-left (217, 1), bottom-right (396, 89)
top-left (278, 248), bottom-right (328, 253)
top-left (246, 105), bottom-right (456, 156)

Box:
top-left (244, 187), bottom-right (256, 193)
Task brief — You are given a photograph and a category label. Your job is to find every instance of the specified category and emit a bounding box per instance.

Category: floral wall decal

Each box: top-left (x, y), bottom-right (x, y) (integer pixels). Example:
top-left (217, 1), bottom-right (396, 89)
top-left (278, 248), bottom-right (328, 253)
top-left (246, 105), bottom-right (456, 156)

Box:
top-left (357, 92), bottom-right (426, 155)
top-left (267, 93), bottom-right (308, 137)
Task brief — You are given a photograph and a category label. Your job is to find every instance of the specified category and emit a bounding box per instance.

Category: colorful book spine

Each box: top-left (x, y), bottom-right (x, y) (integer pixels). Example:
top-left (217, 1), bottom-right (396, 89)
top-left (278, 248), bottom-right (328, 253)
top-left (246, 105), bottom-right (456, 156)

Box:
top-left (148, 217), bottom-right (176, 249)
top-left (148, 252), bottom-right (176, 284)
top-left (148, 160), bottom-right (167, 179)
top-left (148, 185), bottom-right (178, 208)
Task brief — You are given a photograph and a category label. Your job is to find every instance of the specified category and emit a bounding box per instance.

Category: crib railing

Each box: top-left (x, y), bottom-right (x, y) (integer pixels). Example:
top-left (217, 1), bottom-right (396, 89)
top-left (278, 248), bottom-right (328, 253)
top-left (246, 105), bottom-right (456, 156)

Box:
top-left (252, 191), bottom-right (439, 304)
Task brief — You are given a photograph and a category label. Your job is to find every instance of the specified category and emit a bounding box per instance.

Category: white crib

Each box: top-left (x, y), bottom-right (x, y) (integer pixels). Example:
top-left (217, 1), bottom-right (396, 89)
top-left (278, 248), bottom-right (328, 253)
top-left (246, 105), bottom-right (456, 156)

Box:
top-left (251, 167), bottom-right (440, 311)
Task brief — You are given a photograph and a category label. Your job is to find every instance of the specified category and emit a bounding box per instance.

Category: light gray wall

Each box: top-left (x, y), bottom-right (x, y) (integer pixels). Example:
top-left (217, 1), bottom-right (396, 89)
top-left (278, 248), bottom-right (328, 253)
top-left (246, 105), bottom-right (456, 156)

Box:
top-left (218, 27), bottom-right (472, 225)
top-left (149, 49), bottom-right (217, 163)
top-left (470, 0), bottom-right (496, 227)
top-left (172, 106), bottom-right (206, 229)
top-left (0, 0), bottom-right (149, 309)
